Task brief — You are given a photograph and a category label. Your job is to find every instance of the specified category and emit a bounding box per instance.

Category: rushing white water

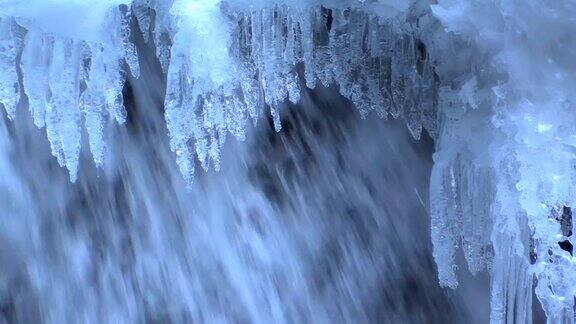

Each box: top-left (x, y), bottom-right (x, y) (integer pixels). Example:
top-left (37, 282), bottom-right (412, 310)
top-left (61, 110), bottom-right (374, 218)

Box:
top-left (0, 39), bottom-right (487, 322)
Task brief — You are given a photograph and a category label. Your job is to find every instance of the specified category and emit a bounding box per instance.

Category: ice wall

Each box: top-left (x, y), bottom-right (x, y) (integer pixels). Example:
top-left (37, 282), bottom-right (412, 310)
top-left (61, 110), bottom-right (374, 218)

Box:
top-left (429, 1), bottom-right (576, 321)
top-left (0, 0), bottom-right (575, 322)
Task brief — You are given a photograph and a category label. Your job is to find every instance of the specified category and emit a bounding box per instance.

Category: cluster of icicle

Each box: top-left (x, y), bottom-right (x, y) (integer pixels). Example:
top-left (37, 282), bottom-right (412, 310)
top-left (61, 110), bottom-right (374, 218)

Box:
top-left (0, 5), bottom-right (138, 181)
top-left (0, 0), bottom-right (436, 184)
top-left (160, 1), bottom-right (438, 183)
top-left (428, 0), bottom-right (576, 322)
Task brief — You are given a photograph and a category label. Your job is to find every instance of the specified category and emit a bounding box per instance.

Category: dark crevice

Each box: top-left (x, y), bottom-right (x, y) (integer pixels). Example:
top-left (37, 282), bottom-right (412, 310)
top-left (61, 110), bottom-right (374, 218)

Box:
top-left (559, 240), bottom-right (573, 256)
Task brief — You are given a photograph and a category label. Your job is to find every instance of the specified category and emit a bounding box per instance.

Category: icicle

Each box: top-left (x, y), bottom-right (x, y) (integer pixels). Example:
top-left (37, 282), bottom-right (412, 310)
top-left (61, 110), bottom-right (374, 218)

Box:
top-left (457, 155), bottom-right (493, 274)
top-left (0, 18), bottom-right (20, 119)
top-left (299, 10), bottom-right (316, 89)
top-left (21, 30), bottom-right (50, 128)
top-left (81, 45), bottom-right (107, 167)
top-left (119, 5), bottom-right (140, 79)
top-left (46, 38), bottom-right (82, 181)
top-left (175, 145), bottom-right (194, 185)
top-left (132, 0), bottom-right (151, 42)
top-left (430, 162), bottom-right (460, 288)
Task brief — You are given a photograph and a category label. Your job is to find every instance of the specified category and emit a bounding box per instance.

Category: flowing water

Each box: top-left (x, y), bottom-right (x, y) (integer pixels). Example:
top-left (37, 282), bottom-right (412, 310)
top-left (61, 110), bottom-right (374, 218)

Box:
top-left (0, 38), bottom-right (490, 323)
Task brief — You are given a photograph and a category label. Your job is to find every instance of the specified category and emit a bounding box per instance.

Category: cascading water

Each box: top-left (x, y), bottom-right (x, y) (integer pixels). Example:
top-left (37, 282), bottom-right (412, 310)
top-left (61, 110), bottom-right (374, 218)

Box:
top-left (0, 42), bottom-right (487, 322)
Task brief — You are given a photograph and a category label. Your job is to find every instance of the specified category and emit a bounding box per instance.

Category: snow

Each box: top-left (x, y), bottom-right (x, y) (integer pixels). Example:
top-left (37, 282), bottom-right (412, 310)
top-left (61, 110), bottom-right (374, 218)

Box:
top-left (1, 0), bottom-right (575, 321)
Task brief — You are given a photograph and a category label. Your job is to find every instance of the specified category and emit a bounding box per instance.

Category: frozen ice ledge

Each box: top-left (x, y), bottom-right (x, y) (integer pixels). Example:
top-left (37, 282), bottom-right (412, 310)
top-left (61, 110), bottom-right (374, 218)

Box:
top-left (1, 0), bottom-right (576, 322)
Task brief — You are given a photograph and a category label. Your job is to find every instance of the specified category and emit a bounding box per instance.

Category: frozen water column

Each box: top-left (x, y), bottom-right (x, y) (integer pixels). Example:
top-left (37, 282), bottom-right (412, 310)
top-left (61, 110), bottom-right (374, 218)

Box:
top-left (429, 0), bottom-right (576, 322)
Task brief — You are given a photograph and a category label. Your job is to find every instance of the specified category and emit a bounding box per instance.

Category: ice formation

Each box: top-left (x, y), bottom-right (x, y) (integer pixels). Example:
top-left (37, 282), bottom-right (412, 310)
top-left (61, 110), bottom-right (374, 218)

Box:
top-left (0, 0), bottom-right (575, 322)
